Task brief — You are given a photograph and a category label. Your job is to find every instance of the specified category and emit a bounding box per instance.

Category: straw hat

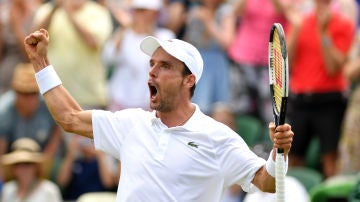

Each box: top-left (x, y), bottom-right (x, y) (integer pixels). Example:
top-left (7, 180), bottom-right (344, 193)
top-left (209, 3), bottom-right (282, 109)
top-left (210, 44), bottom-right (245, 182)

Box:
top-left (11, 63), bottom-right (39, 93)
top-left (1, 138), bottom-right (44, 165)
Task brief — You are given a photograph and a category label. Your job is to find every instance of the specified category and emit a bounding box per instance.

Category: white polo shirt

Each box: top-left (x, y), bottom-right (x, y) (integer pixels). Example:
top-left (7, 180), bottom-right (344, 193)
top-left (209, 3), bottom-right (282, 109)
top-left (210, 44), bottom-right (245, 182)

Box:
top-left (92, 105), bottom-right (265, 202)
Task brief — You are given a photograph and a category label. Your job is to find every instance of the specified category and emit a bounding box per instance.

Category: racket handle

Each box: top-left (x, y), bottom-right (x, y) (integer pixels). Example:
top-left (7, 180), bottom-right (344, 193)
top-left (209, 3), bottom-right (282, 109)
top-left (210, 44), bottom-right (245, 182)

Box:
top-left (276, 152), bottom-right (286, 202)
top-left (275, 123), bottom-right (284, 154)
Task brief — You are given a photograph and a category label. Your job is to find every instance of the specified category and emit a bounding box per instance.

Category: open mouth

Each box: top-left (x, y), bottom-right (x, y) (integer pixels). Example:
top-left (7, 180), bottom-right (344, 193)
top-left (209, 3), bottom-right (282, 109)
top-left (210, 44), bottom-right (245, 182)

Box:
top-left (148, 83), bottom-right (158, 100)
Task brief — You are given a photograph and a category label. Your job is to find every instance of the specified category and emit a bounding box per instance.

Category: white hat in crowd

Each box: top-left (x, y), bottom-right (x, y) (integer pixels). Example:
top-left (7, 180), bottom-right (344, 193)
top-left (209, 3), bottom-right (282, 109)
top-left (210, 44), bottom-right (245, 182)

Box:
top-left (140, 36), bottom-right (204, 84)
top-left (131, 0), bottom-right (163, 10)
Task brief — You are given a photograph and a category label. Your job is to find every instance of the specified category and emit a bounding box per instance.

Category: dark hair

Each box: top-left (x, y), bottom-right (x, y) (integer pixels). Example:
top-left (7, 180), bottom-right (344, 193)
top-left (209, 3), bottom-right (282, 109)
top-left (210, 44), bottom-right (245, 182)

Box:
top-left (182, 63), bottom-right (196, 97)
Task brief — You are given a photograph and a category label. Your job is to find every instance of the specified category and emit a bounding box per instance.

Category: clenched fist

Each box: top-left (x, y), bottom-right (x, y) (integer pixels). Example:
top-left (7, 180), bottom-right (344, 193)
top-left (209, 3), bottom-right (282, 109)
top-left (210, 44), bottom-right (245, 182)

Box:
top-left (24, 29), bottom-right (50, 72)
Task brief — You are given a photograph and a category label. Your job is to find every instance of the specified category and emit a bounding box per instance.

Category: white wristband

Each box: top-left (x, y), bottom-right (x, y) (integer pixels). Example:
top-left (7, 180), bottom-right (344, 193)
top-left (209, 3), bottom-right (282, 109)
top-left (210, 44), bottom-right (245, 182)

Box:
top-left (266, 153), bottom-right (276, 178)
top-left (35, 65), bottom-right (62, 95)
top-left (265, 150), bottom-right (289, 178)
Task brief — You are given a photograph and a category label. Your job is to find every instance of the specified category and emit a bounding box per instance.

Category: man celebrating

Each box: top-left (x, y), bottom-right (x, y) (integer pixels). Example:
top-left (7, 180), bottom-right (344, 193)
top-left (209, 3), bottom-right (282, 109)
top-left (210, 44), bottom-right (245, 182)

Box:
top-left (24, 29), bottom-right (293, 201)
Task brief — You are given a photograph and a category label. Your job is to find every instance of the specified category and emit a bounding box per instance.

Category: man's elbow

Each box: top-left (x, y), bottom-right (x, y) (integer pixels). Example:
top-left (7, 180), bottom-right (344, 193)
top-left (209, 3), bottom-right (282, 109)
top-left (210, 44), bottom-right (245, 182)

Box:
top-left (56, 115), bottom-right (79, 134)
top-left (60, 122), bottom-right (76, 133)
top-left (252, 166), bottom-right (276, 193)
top-left (256, 183), bottom-right (276, 193)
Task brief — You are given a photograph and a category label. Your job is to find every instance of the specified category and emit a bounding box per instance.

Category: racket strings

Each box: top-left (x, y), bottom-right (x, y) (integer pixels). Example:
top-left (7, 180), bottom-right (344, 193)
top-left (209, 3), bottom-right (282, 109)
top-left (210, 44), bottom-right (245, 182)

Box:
top-left (272, 30), bottom-right (284, 113)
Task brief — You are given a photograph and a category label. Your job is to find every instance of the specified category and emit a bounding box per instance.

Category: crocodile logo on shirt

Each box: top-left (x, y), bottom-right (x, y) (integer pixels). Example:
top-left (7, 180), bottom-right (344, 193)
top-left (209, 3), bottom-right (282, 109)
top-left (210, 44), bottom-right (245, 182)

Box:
top-left (187, 141), bottom-right (199, 148)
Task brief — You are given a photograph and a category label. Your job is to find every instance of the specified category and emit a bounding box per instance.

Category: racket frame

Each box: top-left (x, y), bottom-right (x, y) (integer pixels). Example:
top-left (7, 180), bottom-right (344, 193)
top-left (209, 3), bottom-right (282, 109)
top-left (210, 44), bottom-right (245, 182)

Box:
top-left (268, 23), bottom-right (289, 202)
top-left (268, 23), bottom-right (289, 151)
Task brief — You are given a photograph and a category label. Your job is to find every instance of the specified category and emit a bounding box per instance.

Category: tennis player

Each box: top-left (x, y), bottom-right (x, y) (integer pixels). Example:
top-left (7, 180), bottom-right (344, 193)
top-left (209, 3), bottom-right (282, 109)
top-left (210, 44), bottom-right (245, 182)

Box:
top-left (23, 29), bottom-right (294, 202)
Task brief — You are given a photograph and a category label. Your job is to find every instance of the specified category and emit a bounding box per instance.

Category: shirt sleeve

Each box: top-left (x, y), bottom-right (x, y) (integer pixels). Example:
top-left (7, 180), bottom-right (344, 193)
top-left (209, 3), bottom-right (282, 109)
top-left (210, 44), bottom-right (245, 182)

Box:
top-left (218, 132), bottom-right (266, 193)
top-left (92, 108), bottom-right (144, 160)
top-left (92, 109), bottom-right (127, 160)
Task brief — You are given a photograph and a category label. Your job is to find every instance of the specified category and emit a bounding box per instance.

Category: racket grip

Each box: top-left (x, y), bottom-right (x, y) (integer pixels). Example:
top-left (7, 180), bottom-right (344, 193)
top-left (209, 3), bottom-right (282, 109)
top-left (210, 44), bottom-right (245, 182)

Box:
top-left (276, 152), bottom-right (286, 202)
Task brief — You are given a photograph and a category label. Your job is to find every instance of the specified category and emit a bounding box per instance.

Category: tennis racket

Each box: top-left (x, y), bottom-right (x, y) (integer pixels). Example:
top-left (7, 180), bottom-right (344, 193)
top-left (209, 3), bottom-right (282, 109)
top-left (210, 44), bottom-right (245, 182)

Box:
top-left (268, 23), bottom-right (289, 202)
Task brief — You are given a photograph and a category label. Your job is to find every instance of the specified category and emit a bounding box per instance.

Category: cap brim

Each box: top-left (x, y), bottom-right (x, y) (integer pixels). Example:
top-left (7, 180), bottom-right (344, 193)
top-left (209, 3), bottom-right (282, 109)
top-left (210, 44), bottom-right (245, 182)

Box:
top-left (1, 151), bottom-right (43, 165)
top-left (140, 36), bottom-right (183, 64)
top-left (140, 36), bottom-right (162, 57)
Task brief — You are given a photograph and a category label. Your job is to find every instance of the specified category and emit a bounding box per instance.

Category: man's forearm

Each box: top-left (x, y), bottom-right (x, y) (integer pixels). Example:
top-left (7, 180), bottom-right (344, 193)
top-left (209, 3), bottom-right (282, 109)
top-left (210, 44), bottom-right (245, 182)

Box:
top-left (252, 166), bottom-right (276, 193)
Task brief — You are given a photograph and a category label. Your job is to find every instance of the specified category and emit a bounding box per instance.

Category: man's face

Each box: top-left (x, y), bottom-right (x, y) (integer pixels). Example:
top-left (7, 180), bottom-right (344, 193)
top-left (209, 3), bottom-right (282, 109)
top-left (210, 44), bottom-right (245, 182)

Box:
top-left (147, 48), bottom-right (189, 112)
top-left (15, 92), bottom-right (39, 116)
top-left (14, 162), bottom-right (38, 179)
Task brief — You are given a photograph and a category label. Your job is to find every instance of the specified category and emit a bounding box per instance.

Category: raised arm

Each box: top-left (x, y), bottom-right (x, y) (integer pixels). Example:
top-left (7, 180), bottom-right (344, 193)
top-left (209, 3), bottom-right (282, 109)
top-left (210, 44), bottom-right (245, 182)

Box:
top-left (23, 29), bottom-right (93, 138)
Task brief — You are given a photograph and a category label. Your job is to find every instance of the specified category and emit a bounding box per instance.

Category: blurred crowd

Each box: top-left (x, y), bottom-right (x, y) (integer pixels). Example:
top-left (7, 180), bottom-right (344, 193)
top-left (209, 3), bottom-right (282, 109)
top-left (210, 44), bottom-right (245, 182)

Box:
top-left (0, 0), bottom-right (360, 201)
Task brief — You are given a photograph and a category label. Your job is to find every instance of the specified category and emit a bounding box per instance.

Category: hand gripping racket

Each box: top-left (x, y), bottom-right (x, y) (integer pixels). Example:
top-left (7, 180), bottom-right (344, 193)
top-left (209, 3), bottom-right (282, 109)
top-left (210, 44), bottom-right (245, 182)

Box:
top-left (268, 23), bottom-right (289, 202)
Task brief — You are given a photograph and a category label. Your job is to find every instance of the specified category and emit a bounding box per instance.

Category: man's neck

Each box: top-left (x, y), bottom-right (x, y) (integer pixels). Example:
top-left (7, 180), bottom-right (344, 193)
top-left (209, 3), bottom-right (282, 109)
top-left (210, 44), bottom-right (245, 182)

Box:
top-left (156, 104), bottom-right (196, 128)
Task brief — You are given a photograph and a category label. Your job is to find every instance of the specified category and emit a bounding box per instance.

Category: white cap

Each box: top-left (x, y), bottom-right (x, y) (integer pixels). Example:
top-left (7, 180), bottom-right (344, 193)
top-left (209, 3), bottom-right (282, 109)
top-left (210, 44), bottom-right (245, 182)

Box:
top-left (140, 36), bottom-right (203, 83)
top-left (131, 0), bottom-right (163, 11)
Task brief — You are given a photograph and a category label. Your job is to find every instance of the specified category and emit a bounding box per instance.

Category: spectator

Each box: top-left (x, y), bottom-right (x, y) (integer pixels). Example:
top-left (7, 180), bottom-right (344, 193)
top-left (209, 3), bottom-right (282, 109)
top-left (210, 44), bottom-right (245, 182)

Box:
top-left (227, 0), bottom-right (289, 124)
top-left (101, 0), bottom-right (175, 111)
top-left (184, 0), bottom-right (235, 115)
top-left (0, 63), bottom-right (63, 180)
top-left (32, 0), bottom-right (113, 109)
top-left (57, 135), bottom-right (118, 201)
top-left (0, 0), bottom-right (38, 95)
top-left (337, 29), bottom-right (360, 175)
top-left (285, 0), bottom-right (355, 178)
top-left (1, 138), bottom-right (62, 202)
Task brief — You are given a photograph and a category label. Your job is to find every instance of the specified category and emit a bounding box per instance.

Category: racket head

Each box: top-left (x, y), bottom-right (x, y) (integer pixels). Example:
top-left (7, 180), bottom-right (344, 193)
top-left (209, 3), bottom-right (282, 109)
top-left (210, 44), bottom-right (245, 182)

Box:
top-left (268, 23), bottom-right (289, 127)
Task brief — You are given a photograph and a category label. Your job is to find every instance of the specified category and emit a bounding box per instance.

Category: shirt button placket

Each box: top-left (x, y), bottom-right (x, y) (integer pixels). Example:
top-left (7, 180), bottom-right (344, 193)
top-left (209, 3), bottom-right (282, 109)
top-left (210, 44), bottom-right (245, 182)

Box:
top-left (155, 130), bottom-right (169, 160)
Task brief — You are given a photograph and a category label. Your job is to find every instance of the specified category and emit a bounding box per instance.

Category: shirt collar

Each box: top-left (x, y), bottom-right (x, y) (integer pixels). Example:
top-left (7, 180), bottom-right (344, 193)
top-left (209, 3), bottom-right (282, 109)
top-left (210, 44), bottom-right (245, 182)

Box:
top-left (149, 104), bottom-right (205, 132)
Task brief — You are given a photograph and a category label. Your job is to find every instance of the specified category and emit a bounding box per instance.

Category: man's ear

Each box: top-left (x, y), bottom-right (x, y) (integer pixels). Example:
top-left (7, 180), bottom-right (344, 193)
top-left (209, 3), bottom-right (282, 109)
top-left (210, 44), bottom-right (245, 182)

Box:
top-left (184, 74), bottom-right (196, 88)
